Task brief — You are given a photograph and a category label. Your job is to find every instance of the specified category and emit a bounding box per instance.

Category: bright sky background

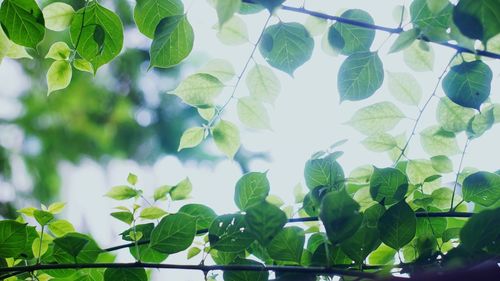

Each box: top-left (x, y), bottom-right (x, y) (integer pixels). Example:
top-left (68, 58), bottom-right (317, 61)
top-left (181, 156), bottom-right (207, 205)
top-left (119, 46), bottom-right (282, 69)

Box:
top-left (0, 0), bottom-right (499, 280)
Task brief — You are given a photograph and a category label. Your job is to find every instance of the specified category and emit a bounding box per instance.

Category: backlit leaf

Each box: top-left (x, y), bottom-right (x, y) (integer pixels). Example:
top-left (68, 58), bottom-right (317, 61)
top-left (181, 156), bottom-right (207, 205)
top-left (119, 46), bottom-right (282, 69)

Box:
top-left (42, 2), bottom-right (75, 31)
top-left (338, 52), bottom-right (384, 101)
top-left (212, 120), bottom-right (240, 159)
top-left (378, 200), bottom-right (416, 250)
top-left (150, 213), bottom-right (196, 254)
top-left (347, 102), bottom-right (405, 135)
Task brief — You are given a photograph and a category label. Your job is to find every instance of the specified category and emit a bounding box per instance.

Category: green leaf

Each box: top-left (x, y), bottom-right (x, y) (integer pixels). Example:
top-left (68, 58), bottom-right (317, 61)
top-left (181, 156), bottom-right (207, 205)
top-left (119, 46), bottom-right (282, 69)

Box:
top-left (237, 96), bottom-right (271, 130)
top-left (347, 102), bottom-right (405, 135)
top-left (0, 0), bottom-right (45, 48)
top-left (430, 187), bottom-right (462, 209)
top-left (134, 0), bottom-right (184, 38)
top-left (104, 268), bottom-right (147, 281)
top-left (150, 213), bottom-right (196, 254)
top-left (178, 204), bottom-right (217, 231)
top-left (53, 233), bottom-right (89, 257)
top-left (370, 167), bottom-right (409, 206)
top-left (215, 0), bottom-right (241, 26)
top-left (126, 173), bottom-right (138, 186)
top-left (410, 0), bottom-right (452, 39)
top-left (110, 211), bottom-right (134, 225)
top-left (368, 243), bottom-right (396, 265)
top-left (267, 226), bottom-right (304, 264)
top-left (33, 210), bottom-right (54, 226)
top-left (234, 172), bottom-right (270, 211)
top-left (212, 119), bottom-right (240, 159)
top-left (73, 58), bottom-right (93, 73)
top-left (140, 206), bottom-right (168, 219)
top-left (105, 185), bottom-right (138, 200)
top-left (130, 244), bottom-right (167, 263)
top-left (361, 133), bottom-right (397, 152)
top-left (120, 223), bottom-right (154, 242)
top-left (246, 64), bottom-right (280, 104)
top-left (245, 201), bottom-right (287, 246)
top-left (42, 2), bottom-right (75, 31)
top-left (378, 200), bottom-right (416, 250)
top-left (198, 108), bottom-right (215, 121)
top-left (416, 215), bottom-right (447, 238)
top-left (48, 220), bottom-right (75, 237)
top-left (172, 73), bottom-right (224, 108)
top-left (46, 60), bottom-right (72, 96)
top-left (442, 60), bottom-right (493, 110)
top-left (406, 159), bottom-right (438, 184)
top-left (460, 208), bottom-right (500, 253)
top-left (329, 9), bottom-right (375, 55)
top-left (178, 127), bottom-right (204, 151)
top-left (0, 220), bottom-right (27, 258)
top-left (48, 202), bottom-right (66, 214)
top-left (420, 126), bottom-right (460, 156)
top-left (304, 154), bottom-right (345, 190)
top-left (251, 0), bottom-right (284, 12)
top-left (153, 185), bottom-right (172, 201)
top-left (70, 2), bottom-right (123, 72)
top-left (462, 171), bottom-right (500, 207)
top-left (389, 28), bottom-right (420, 53)
top-left (304, 16), bottom-right (328, 37)
top-left (338, 52), bottom-right (384, 101)
top-left (436, 97), bottom-right (475, 133)
top-left (170, 177), bottom-right (192, 200)
top-left (319, 189), bottom-right (362, 244)
top-left (453, 0), bottom-right (500, 44)
top-left (209, 214), bottom-right (255, 252)
top-left (466, 106), bottom-right (495, 139)
top-left (216, 15), bottom-right (248, 45)
top-left (430, 155), bottom-right (453, 173)
top-left (187, 247), bottom-right (201, 259)
top-left (223, 259), bottom-right (268, 281)
top-left (403, 41), bottom-right (434, 71)
top-left (150, 15), bottom-right (194, 68)
top-left (259, 22), bottom-right (314, 75)
top-left (340, 204), bottom-right (384, 263)
top-left (386, 71), bottom-right (422, 106)
top-left (199, 59), bottom-right (235, 82)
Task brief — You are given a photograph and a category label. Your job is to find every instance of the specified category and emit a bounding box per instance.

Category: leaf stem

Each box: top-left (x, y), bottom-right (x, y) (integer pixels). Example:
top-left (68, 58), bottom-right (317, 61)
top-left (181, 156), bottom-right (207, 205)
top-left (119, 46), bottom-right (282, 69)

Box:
top-left (450, 138), bottom-right (471, 212)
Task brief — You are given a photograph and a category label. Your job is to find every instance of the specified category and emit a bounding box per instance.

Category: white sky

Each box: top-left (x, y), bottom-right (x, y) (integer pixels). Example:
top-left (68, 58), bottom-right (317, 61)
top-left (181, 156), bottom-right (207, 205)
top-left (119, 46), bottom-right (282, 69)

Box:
top-left (0, 0), bottom-right (499, 280)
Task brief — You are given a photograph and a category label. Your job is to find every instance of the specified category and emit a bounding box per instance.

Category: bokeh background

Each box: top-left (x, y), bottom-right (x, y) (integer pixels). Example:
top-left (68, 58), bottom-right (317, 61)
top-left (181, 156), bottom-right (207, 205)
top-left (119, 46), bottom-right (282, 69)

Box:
top-left (0, 0), bottom-right (499, 280)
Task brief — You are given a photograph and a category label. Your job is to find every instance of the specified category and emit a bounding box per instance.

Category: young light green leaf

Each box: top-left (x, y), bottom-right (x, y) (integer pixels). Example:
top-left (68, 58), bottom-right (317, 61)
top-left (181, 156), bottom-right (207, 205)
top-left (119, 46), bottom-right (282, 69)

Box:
top-left (237, 97), bottom-right (271, 130)
top-left (187, 247), bottom-right (201, 259)
top-left (212, 120), bottom-right (240, 159)
top-left (346, 102), bottom-right (405, 135)
top-left (134, 0), bottom-right (184, 38)
top-left (48, 220), bottom-right (75, 237)
top-left (259, 22), bottom-right (314, 75)
top-left (150, 213), bottom-right (196, 254)
top-left (70, 2), bottom-right (123, 72)
top-left (170, 177), bottom-right (192, 200)
top-left (245, 201), bottom-right (287, 246)
top-left (443, 60), bottom-right (492, 110)
top-left (178, 127), bottom-right (204, 151)
top-left (338, 52), bottom-right (384, 101)
top-left (378, 200), bottom-right (416, 250)
top-left (209, 214), bottom-right (255, 252)
top-left (403, 41), bottom-right (434, 71)
top-left (215, 0), bottom-right (241, 26)
top-left (140, 206), bottom-right (168, 220)
top-left (0, 0), bottom-right (45, 48)
top-left (104, 268), bottom-right (147, 281)
top-left (430, 155), bottom-right (453, 173)
top-left (467, 107), bottom-right (495, 139)
top-left (304, 16), bottom-right (327, 37)
top-left (361, 133), bottom-right (397, 152)
top-left (0, 28), bottom-right (32, 59)
top-left (420, 126), bottom-right (460, 156)
top-left (329, 9), bottom-right (375, 55)
top-left (153, 185), bottom-right (172, 201)
top-left (198, 108), bottom-right (215, 121)
top-left (386, 71), bottom-right (422, 106)
top-left (267, 227), bottom-right (305, 264)
top-left (105, 185), bottom-right (138, 200)
top-left (406, 159), bottom-right (438, 184)
top-left (172, 73), bottom-right (224, 108)
top-left (42, 2), bottom-right (75, 31)
top-left (73, 58), bottom-right (93, 73)
top-left (389, 29), bottom-right (420, 53)
top-left (32, 237), bottom-right (50, 259)
top-left (320, 189), bottom-right (362, 244)
top-left (462, 171), bottom-right (500, 207)
top-left (368, 243), bottom-right (396, 265)
top-left (234, 172), bottom-right (270, 211)
top-left (111, 211), bottom-right (134, 225)
top-left (216, 15), bottom-right (248, 45)
top-left (0, 220), bottom-right (28, 258)
top-left (246, 64), bottom-right (281, 104)
top-left (47, 60), bottom-right (72, 96)
top-left (48, 202), bottom-right (66, 214)
top-left (436, 97), bottom-right (475, 133)
top-left (199, 59), bottom-right (235, 82)
top-left (127, 173), bottom-right (138, 186)
top-left (46, 42), bottom-right (72, 61)
top-left (370, 167), bottom-right (409, 205)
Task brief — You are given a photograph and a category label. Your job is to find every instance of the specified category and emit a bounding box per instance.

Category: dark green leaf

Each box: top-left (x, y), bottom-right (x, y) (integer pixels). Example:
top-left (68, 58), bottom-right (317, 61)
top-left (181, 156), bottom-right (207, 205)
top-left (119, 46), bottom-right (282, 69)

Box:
top-left (370, 167), bottom-right (409, 205)
top-left (149, 213), bottom-right (196, 254)
top-left (52, 233), bottom-right (100, 264)
top-left (267, 226), bottom-right (305, 264)
top-left (453, 0), bottom-right (500, 43)
top-left (104, 268), bottom-right (147, 281)
top-left (460, 208), bottom-right (500, 253)
top-left (234, 172), bottom-right (270, 210)
top-left (120, 223), bottom-right (154, 242)
top-left (134, 0), bottom-right (183, 38)
top-left (0, 220), bottom-right (27, 258)
top-left (53, 233), bottom-right (89, 257)
top-left (33, 210), bottom-right (54, 226)
top-left (410, 0), bottom-right (452, 39)
top-left (209, 214), bottom-right (255, 252)
top-left (223, 259), bottom-right (268, 281)
top-left (0, 0), bottom-right (45, 48)
top-left (378, 200), bottom-right (416, 250)
top-left (259, 22), bottom-right (314, 75)
top-left (462, 171), bottom-right (500, 207)
top-left (110, 211), bottom-right (134, 225)
top-left (310, 242), bottom-right (352, 266)
top-left (442, 60), bottom-right (493, 110)
top-left (338, 52), bottom-right (384, 101)
top-left (178, 204), bottom-right (217, 231)
top-left (329, 9), bottom-right (375, 55)
top-left (245, 201), bottom-right (287, 246)
top-left (304, 154), bottom-right (345, 190)
top-left (251, 0), bottom-right (284, 12)
top-left (130, 244), bottom-right (168, 263)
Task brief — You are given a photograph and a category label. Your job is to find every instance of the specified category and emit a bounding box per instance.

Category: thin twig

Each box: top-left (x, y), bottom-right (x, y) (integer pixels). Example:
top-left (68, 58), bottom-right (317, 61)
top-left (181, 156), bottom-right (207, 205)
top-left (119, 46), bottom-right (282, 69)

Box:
top-left (450, 138), bottom-right (471, 211)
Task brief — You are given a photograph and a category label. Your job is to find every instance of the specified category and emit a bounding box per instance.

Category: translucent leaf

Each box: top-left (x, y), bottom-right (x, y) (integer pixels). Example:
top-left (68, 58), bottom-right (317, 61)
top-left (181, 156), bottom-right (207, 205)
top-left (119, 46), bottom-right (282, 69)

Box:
top-left (246, 64), bottom-right (280, 104)
top-left (403, 41), bottom-right (434, 72)
top-left (386, 71), bottom-right (422, 106)
top-left (48, 220), bottom-right (75, 237)
top-left (237, 97), bottom-right (271, 130)
top-left (267, 227), bottom-right (304, 264)
top-left (127, 173), bottom-right (138, 185)
top-left (73, 58), bottom-right (93, 73)
top-left (259, 22), bottom-right (314, 75)
top-left (467, 107), bottom-right (495, 139)
top-left (406, 159), bottom-right (438, 184)
top-left (0, 0), bottom-right (45, 48)
top-left (153, 185), bottom-right (172, 201)
top-left (328, 9), bottom-right (375, 55)
top-left (199, 59), bottom-right (235, 82)
top-left (347, 102), bottom-right (405, 135)
top-left (430, 155), bottom-right (453, 173)
top-left (426, 0), bottom-right (449, 13)
top-left (178, 204), bottom-right (217, 231)
top-left (388, 28), bottom-right (420, 54)
top-left (462, 171), bottom-right (500, 207)
top-left (216, 15), bottom-right (248, 45)
top-left (46, 60), bottom-right (72, 96)
top-left (198, 108), bottom-right (215, 121)
top-left (215, 0), bottom-right (241, 26)
top-left (234, 172), bottom-right (270, 211)
top-left (419, 126), bottom-right (460, 156)
top-left (436, 97), bottom-right (475, 132)
top-left (442, 60), bottom-right (493, 110)
top-left (304, 16), bottom-right (327, 36)
top-left (110, 211), bottom-right (134, 225)
top-left (378, 200), bottom-right (416, 250)
top-left (368, 243), bottom-right (396, 265)
top-left (362, 133), bottom-right (397, 152)
top-left (42, 2), bottom-right (75, 31)
top-left (105, 185), bottom-right (138, 200)
top-left (178, 127), bottom-right (204, 151)
top-left (338, 52), bottom-right (384, 101)
top-left (172, 73), bottom-right (224, 108)
top-left (187, 247), bottom-right (201, 259)
top-left (150, 15), bottom-right (194, 68)
top-left (304, 154), bottom-right (345, 190)
top-left (410, 0), bottom-right (452, 39)
top-left (47, 202), bottom-right (66, 214)
top-left (45, 42), bottom-right (71, 61)
top-left (140, 206), bottom-right (168, 219)
top-left (133, 0), bottom-right (184, 38)
top-left (212, 120), bottom-right (240, 159)
top-left (250, 0), bottom-right (284, 12)
top-left (150, 213), bottom-right (196, 254)
top-left (170, 177), bottom-right (192, 200)
top-left (370, 167), bottom-right (409, 205)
